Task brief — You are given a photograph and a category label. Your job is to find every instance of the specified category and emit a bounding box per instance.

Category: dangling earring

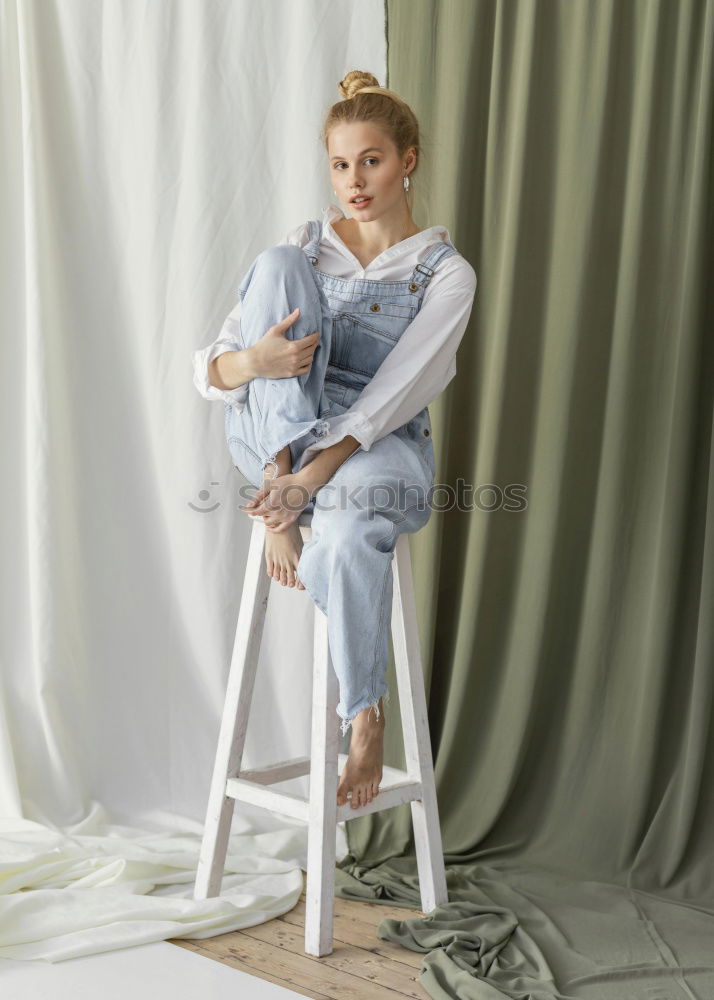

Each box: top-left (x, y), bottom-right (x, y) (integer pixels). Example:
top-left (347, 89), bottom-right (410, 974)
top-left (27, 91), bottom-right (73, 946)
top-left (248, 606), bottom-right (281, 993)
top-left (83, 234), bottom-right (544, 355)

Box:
top-left (403, 175), bottom-right (410, 192)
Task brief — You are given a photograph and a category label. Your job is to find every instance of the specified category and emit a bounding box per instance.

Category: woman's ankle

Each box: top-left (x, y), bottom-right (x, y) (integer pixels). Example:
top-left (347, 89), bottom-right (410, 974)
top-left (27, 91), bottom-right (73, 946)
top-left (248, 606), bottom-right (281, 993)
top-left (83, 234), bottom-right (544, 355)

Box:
top-left (263, 444), bottom-right (292, 481)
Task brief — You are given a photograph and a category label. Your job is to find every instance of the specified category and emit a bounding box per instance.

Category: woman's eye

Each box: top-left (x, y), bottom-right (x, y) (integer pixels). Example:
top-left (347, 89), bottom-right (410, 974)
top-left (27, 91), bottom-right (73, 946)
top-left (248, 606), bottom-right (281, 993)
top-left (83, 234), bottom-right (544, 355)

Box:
top-left (335, 158), bottom-right (378, 169)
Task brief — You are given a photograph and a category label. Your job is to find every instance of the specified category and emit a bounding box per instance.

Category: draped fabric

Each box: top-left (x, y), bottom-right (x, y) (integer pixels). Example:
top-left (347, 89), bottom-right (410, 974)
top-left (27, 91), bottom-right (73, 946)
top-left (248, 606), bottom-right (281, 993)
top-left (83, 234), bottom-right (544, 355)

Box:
top-left (335, 2), bottom-right (714, 998)
top-left (0, 0), bottom-right (380, 964)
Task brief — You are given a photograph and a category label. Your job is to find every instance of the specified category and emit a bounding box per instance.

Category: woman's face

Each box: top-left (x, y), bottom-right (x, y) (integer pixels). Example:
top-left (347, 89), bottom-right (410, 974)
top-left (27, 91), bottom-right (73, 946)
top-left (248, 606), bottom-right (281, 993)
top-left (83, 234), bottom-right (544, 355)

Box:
top-left (328, 121), bottom-right (413, 220)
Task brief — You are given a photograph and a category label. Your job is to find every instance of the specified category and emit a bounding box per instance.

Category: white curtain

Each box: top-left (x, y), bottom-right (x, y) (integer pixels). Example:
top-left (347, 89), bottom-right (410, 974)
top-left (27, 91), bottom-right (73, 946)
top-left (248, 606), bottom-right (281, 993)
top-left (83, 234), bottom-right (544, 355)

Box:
top-left (0, 0), bottom-right (386, 961)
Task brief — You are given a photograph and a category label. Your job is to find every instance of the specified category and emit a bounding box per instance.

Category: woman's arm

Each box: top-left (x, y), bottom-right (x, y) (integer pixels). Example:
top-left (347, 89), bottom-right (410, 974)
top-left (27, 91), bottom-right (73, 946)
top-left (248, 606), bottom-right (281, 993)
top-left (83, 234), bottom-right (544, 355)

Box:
top-left (296, 435), bottom-right (362, 497)
top-left (208, 346), bottom-right (257, 390)
top-left (242, 434), bottom-right (362, 531)
top-left (294, 255), bottom-right (478, 472)
top-left (192, 304), bottom-right (251, 410)
top-left (194, 296), bottom-right (319, 400)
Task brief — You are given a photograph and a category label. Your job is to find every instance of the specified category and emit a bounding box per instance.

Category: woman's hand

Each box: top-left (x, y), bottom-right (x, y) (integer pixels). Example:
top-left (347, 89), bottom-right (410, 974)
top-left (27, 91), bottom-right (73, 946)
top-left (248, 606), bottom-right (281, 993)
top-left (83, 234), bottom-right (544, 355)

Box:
top-left (239, 473), bottom-right (313, 532)
top-left (251, 307), bottom-right (321, 379)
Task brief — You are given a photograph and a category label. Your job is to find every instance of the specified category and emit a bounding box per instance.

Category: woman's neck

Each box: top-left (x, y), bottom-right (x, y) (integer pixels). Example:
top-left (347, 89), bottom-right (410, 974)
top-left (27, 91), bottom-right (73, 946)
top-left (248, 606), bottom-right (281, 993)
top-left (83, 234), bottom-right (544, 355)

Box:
top-left (334, 214), bottom-right (423, 258)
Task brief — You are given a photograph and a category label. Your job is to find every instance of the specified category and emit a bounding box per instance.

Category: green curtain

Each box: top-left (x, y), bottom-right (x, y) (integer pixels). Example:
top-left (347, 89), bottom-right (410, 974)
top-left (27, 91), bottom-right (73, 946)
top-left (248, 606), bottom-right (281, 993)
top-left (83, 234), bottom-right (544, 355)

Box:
top-left (335, 2), bottom-right (714, 997)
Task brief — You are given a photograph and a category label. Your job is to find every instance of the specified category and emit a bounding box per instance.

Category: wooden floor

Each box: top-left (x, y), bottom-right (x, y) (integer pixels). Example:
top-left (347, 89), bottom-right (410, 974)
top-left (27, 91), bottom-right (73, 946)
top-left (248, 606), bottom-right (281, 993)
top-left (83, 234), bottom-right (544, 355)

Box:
top-left (170, 887), bottom-right (429, 999)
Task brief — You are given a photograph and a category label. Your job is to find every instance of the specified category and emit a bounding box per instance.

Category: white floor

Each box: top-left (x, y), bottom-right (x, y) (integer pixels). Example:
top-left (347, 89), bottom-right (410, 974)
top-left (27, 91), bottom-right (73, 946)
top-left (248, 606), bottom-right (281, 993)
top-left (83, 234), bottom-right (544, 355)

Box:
top-left (0, 939), bottom-right (306, 999)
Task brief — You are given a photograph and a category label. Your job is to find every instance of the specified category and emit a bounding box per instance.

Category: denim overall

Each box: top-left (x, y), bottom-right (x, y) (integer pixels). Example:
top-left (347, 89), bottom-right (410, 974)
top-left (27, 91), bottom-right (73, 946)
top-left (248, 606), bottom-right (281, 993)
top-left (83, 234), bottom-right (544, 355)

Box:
top-left (224, 219), bottom-right (459, 734)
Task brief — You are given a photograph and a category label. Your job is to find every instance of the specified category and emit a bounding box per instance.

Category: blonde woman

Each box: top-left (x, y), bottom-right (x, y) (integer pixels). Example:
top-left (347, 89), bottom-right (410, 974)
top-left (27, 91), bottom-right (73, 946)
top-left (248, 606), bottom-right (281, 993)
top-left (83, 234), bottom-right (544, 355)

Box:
top-left (193, 71), bottom-right (477, 811)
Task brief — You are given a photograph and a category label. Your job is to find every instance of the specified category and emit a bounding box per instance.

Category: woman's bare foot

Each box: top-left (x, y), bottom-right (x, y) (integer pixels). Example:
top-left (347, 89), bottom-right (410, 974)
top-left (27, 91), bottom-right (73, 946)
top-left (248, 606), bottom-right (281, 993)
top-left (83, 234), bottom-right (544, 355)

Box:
top-left (258, 446), bottom-right (306, 590)
top-left (336, 699), bottom-right (386, 809)
top-left (264, 522), bottom-right (306, 589)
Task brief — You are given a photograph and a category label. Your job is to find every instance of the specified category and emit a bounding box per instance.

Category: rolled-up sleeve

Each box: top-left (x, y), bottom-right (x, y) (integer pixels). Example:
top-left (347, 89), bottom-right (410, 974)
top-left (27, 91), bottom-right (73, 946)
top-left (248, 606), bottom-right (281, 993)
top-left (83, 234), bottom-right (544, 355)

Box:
top-left (296, 255), bottom-right (477, 471)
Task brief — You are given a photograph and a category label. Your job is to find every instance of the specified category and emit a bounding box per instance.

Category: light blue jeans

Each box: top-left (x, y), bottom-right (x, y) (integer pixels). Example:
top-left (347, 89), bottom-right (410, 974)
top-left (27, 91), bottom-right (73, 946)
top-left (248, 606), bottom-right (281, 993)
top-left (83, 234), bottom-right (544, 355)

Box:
top-left (225, 244), bottom-right (437, 735)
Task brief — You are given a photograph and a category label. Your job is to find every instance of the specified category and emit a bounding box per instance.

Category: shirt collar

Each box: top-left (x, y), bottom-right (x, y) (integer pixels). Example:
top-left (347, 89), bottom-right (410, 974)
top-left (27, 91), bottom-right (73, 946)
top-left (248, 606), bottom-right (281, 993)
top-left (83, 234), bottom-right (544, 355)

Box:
top-left (321, 203), bottom-right (451, 264)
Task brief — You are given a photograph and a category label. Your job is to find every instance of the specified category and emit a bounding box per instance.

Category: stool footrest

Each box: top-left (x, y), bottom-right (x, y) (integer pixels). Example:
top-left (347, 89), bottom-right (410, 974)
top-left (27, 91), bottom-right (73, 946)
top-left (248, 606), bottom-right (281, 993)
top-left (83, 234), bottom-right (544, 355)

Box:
top-left (226, 754), bottom-right (424, 823)
top-left (239, 755), bottom-right (311, 785)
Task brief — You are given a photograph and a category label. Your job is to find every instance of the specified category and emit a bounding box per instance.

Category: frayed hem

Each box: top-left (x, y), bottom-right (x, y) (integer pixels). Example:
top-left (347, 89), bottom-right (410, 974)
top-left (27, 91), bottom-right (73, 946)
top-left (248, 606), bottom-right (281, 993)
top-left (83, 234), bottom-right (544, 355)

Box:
top-left (262, 418), bottom-right (331, 478)
top-left (339, 688), bottom-right (391, 738)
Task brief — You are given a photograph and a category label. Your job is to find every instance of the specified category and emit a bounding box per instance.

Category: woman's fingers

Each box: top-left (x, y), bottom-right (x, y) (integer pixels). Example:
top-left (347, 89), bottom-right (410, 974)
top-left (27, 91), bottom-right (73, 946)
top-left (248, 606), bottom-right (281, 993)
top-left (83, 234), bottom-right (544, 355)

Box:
top-left (249, 492), bottom-right (279, 516)
top-left (296, 336), bottom-right (318, 360)
top-left (243, 487), bottom-right (268, 511)
top-left (299, 335), bottom-right (319, 353)
top-left (240, 497), bottom-right (264, 512)
top-left (277, 307), bottom-right (300, 329)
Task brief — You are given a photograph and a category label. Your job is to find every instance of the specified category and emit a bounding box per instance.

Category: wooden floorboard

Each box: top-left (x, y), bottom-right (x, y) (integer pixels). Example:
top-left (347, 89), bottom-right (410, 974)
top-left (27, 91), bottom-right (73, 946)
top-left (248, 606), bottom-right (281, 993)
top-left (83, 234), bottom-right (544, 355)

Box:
top-left (170, 886), bottom-right (429, 999)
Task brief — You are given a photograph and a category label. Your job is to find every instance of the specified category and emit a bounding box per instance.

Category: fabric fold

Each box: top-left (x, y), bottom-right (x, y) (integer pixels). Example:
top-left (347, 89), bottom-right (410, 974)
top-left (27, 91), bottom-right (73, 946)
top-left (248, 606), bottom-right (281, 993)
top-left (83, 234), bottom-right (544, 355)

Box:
top-left (0, 814), bottom-right (306, 963)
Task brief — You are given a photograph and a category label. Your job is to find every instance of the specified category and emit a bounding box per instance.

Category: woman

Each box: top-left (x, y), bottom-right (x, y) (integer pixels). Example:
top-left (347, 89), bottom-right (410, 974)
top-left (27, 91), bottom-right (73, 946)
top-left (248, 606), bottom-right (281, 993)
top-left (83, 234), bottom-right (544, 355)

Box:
top-left (192, 71), bottom-right (477, 811)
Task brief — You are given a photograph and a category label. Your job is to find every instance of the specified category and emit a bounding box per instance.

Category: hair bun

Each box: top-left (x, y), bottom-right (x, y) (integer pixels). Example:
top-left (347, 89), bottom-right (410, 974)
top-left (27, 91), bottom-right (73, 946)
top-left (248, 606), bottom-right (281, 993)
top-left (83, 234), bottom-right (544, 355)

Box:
top-left (338, 70), bottom-right (380, 101)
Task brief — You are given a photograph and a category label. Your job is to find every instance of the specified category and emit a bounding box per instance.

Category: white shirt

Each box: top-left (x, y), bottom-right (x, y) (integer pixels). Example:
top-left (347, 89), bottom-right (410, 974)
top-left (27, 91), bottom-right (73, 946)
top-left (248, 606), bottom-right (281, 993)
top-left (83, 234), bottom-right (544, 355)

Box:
top-left (192, 203), bottom-right (477, 471)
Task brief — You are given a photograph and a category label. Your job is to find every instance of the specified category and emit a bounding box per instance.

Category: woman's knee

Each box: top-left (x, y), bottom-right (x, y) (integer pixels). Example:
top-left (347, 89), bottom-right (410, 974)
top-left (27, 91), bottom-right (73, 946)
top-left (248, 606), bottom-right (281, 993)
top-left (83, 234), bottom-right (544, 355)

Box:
top-left (243, 244), bottom-right (320, 313)
top-left (253, 243), bottom-right (311, 278)
top-left (311, 504), bottom-right (401, 554)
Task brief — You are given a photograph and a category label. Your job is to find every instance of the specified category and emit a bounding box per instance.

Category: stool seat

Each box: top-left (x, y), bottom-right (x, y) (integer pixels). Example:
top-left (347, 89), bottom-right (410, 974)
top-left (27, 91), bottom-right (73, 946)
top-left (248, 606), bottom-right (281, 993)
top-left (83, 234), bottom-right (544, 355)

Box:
top-left (194, 511), bottom-right (448, 956)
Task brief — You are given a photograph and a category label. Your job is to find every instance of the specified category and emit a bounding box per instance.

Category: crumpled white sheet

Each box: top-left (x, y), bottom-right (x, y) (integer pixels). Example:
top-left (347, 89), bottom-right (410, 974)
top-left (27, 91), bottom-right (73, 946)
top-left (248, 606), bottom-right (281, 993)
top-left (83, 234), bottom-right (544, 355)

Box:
top-left (0, 807), bottom-right (307, 963)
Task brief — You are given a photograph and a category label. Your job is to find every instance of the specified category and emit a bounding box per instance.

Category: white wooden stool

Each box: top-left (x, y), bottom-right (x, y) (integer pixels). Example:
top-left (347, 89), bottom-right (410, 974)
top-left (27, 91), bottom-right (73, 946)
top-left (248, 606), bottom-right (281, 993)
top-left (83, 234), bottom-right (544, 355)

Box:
top-left (194, 509), bottom-right (448, 956)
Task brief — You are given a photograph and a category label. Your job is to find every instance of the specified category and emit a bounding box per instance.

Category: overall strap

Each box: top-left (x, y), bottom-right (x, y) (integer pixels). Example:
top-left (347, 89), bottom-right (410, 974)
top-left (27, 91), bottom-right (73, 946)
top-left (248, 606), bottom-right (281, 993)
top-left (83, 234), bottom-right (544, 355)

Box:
top-left (409, 240), bottom-right (459, 288)
top-left (302, 219), bottom-right (323, 265)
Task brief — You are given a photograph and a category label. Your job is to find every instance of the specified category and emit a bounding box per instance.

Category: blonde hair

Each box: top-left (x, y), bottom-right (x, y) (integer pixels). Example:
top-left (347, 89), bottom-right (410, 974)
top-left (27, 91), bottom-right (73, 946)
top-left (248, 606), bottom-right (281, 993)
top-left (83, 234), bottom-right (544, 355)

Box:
top-left (321, 71), bottom-right (421, 205)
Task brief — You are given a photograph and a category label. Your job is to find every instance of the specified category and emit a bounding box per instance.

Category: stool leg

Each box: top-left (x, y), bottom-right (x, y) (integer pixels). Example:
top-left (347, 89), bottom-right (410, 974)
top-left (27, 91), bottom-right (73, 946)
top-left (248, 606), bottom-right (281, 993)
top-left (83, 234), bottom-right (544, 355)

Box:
top-left (391, 532), bottom-right (449, 913)
top-left (305, 604), bottom-right (340, 956)
top-left (195, 519), bottom-right (271, 899)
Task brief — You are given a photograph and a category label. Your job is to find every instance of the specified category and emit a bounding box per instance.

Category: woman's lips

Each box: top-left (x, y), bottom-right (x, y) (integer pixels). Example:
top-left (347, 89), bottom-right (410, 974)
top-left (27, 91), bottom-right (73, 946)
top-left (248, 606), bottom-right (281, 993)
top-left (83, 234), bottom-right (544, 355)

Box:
top-left (351, 197), bottom-right (372, 209)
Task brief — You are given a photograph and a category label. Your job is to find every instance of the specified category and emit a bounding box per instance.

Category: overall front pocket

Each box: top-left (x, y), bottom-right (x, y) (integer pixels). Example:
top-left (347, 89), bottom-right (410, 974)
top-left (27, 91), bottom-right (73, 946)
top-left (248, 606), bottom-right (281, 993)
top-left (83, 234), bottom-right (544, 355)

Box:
top-left (338, 315), bottom-right (403, 378)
